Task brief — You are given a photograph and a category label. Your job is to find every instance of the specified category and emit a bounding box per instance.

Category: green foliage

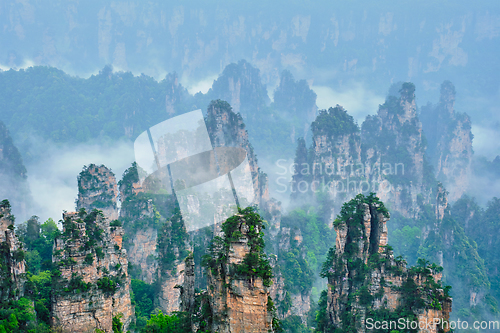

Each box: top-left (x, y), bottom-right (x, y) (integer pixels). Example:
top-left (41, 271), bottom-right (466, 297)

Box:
top-left (66, 273), bottom-right (93, 293)
top-left (0, 297), bottom-right (39, 332)
top-left (131, 279), bottom-right (155, 329)
top-left (0, 67), bottom-right (194, 147)
top-left (24, 271), bottom-right (52, 326)
top-left (112, 314), bottom-right (124, 333)
top-left (17, 217), bottom-right (59, 273)
top-left (311, 106), bottom-right (359, 140)
top-left (314, 290), bottom-right (334, 333)
top-left (140, 311), bottom-right (191, 333)
top-left (316, 194), bottom-right (451, 332)
top-left (279, 206), bottom-right (335, 296)
top-left (84, 253), bottom-right (94, 265)
top-left (267, 296), bottom-right (284, 333)
top-left (97, 275), bottom-right (121, 294)
top-left (203, 207), bottom-right (274, 287)
top-left (281, 315), bottom-right (311, 333)
top-left (110, 220), bottom-right (122, 227)
top-left (157, 208), bottom-right (189, 274)
top-left (280, 249), bottom-right (314, 294)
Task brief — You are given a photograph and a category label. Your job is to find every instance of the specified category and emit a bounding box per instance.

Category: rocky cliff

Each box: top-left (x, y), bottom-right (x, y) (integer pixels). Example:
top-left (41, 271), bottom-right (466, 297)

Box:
top-left (418, 185), bottom-right (494, 326)
top-left (119, 163), bottom-right (159, 284)
top-left (208, 60), bottom-right (270, 120)
top-left (51, 165), bottom-right (134, 332)
top-left (273, 70), bottom-right (318, 141)
top-left (205, 99), bottom-right (270, 208)
top-left (77, 164), bottom-right (119, 220)
top-left (0, 199), bottom-right (26, 302)
top-left (155, 209), bottom-right (189, 314)
top-left (361, 82), bottom-right (427, 217)
top-left (119, 162), bottom-right (190, 314)
top-left (320, 194), bottom-right (452, 333)
top-left (291, 83), bottom-right (429, 222)
top-left (203, 208), bottom-right (277, 333)
top-left (421, 81), bottom-right (473, 202)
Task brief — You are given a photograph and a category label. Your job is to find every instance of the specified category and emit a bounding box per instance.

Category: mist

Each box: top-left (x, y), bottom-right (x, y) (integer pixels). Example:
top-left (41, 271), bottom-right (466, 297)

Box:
top-left (24, 139), bottom-right (135, 224)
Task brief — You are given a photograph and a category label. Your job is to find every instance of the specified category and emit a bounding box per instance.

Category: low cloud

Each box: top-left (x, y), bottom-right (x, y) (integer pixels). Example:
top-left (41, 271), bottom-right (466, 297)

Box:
top-left (471, 124), bottom-right (500, 159)
top-left (25, 139), bottom-right (135, 224)
top-left (183, 74), bottom-right (218, 95)
top-left (312, 83), bottom-right (385, 124)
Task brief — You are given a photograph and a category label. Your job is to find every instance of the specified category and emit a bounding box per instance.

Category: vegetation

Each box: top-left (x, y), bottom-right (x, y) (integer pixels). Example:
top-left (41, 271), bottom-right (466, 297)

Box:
top-left (202, 206), bottom-right (273, 287)
top-left (140, 311), bottom-right (191, 333)
top-left (315, 194), bottom-right (451, 333)
top-left (311, 106), bottom-right (359, 140)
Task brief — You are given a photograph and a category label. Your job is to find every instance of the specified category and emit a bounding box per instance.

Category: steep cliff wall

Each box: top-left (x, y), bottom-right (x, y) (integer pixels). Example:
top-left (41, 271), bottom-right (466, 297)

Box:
top-left (205, 99), bottom-right (270, 208)
top-left (155, 209), bottom-right (189, 314)
top-left (361, 82), bottom-right (427, 217)
top-left (119, 163), bottom-right (159, 284)
top-left (320, 194), bottom-right (452, 333)
top-left (421, 81), bottom-right (473, 202)
top-left (51, 209), bottom-right (134, 333)
top-left (0, 200), bottom-right (26, 301)
top-left (419, 185), bottom-right (493, 325)
top-left (208, 60), bottom-right (270, 120)
top-left (273, 69), bottom-right (318, 140)
top-left (51, 165), bottom-right (134, 332)
top-left (203, 208), bottom-right (277, 333)
top-left (77, 164), bottom-right (119, 220)
top-left (292, 105), bottom-right (361, 210)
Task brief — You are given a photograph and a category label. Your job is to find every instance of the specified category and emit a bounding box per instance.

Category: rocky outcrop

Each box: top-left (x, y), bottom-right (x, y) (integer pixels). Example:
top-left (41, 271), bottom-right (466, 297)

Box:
top-left (119, 164), bottom-right (159, 284)
top-left (51, 165), bottom-right (134, 333)
top-left (292, 105), bottom-right (361, 209)
top-left (0, 200), bottom-right (26, 301)
top-left (155, 209), bottom-right (190, 314)
top-left (291, 84), bottom-right (430, 221)
top-left (421, 81), bottom-right (473, 202)
top-left (205, 99), bottom-right (270, 208)
top-left (273, 70), bottom-right (318, 140)
top-left (361, 82), bottom-right (427, 217)
top-left (208, 60), bottom-right (270, 120)
top-left (77, 164), bottom-right (119, 220)
top-left (51, 209), bottom-right (134, 333)
top-left (321, 194), bottom-right (452, 333)
top-left (204, 209), bottom-right (275, 333)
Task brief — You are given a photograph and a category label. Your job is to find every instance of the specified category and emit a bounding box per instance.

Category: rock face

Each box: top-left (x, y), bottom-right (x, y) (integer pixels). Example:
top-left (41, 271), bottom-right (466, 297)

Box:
top-left (419, 185), bottom-right (491, 323)
top-left (205, 99), bottom-right (270, 208)
top-left (208, 60), bottom-right (270, 120)
top-left (361, 83), bottom-right (427, 217)
top-left (322, 194), bottom-right (452, 333)
top-left (204, 210), bottom-right (275, 333)
top-left (292, 105), bottom-right (361, 208)
top-left (155, 210), bottom-right (189, 314)
top-left (273, 70), bottom-right (318, 140)
top-left (51, 165), bottom-right (134, 333)
top-left (421, 81), bottom-right (473, 202)
top-left (0, 200), bottom-right (26, 301)
top-left (292, 84), bottom-right (430, 221)
top-left (119, 164), bottom-right (159, 284)
top-left (77, 164), bottom-right (119, 220)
